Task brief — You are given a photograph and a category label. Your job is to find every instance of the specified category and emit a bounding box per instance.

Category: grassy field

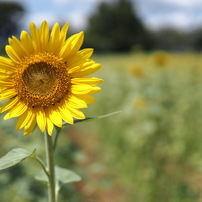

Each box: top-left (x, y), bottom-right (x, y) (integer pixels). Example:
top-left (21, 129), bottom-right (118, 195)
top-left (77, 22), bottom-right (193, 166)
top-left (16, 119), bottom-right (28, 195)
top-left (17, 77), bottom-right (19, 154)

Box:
top-left (1, 52), bottom-right (202, 201)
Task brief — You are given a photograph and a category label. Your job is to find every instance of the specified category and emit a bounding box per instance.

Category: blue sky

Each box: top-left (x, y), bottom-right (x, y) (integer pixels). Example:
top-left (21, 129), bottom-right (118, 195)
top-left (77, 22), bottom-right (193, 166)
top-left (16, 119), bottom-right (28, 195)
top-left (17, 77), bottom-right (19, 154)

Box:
top-left (6, 0), bottom-right (202, 31)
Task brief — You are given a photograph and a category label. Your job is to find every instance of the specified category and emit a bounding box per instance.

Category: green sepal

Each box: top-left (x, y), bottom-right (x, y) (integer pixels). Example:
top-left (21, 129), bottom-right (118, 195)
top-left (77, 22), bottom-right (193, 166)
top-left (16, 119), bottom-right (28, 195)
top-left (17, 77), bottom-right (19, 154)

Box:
top-left (0, 148), bottom-right (36, 170)
top-left (62, 111), bottom-right (121, 126)
top-left (35, 165), bottom-right (81, 184)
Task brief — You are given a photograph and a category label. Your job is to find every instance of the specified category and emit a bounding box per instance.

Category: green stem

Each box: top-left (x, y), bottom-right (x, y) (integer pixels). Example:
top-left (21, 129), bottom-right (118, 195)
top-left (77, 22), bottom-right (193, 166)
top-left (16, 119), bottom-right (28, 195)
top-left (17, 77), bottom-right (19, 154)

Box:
top-left (53, 127), bottom-right (61, 151)
top-left (44, 131), bottom-right (56, 202)
top-left (34, 156), bottom-right (49, 178)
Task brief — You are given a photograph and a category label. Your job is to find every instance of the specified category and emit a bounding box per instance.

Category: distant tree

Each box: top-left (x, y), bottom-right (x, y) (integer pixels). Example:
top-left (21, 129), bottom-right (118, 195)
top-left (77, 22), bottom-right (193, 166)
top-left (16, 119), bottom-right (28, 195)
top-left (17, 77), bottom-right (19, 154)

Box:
top-left (84, 0), bottom-right (153, 52)
top-left (151, 28), bottom-right (189, 51)
top-left (191, 28), bottom-right (202, 51)
top-left (0, 2), bottom-right (25, 46)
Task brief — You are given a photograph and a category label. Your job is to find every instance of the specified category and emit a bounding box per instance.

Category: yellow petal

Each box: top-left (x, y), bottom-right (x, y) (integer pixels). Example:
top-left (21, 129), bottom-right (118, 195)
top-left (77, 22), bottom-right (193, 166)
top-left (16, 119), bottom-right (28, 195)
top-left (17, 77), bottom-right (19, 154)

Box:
top-left (75, 94), bottom-right (96, 104)
top-left (70, 63), bottom-right (101, 77)
top-left (71, 84), bottom-right (92, 94)
top-left (71, 77), bottom-right (104, 85)
top-left (48, 23), bottom-right (70, 55)
top-left (36, 108), bottom-right (46, 132)
top-left (16, 110), bottom-right (33, 130)
top-left (0, 96), bottom-right (19, 113)
top-left (0, 88), bottom-right (17, 100)
top-left (79, 48), bottom-right (93, 57)
top-left (0, 72), bottom-right (13, 78)
top-left (68, 94), bottom-right (87, 108)
top-left (5, 45), bottom-right (21, 63)
top-left (4, 101), bottom-right (28, 119)
top-left (23, 113), bottom-right (36, 136)
top-left (48, 23), bottom-right (60, 53)
top-left (30, 22), bottom-right (41, 52)
top-left (69, 32), bottom-right (84, 55)
top-left (20, 31), bottom-right (35, 54)
top-left (68, 60), bottom-right (92, 74)
top-left (58, 104), bottom-right (74, 124)
top-left (60, 23), bottom-right (69, 42)
top-left (47, 107), bottom-right (63, 128)
top-left (46, 117), bottom-right (54, 136)
top-left (58, 34), bottom-right (77, 58)
top-left (0, 56), bottom-right (16, 73)
top-left (59, 32), bottom-right (84, 61)
top-left (0, 80), bottom-right (14, 88)
top-left (9, 36), bottom-right (27, 58)
top-left (67, 52), bottom-right (89, 70)
top-left (89, 86), bottom-right (101, 94)
top-left (40, 21), bottom-right (49, 52)
top-left (68, 65), bottom-right (81, 74)
top-left (68, 107), bottom-right (85, 119)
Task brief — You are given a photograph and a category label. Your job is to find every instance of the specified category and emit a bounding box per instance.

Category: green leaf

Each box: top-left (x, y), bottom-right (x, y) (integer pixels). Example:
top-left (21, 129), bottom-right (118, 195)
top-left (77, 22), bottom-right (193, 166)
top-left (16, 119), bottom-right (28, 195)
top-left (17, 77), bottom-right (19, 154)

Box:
top-left (63, 111), bottom-right (121, 126)
top-left (0, 148), bottom-right (35, 170)
top-left (35, 170), bottom-right (47, 182)
top-left (55, 166), bottom-right (81, 184)
top-left (35, 166), bottom-right (81, 184)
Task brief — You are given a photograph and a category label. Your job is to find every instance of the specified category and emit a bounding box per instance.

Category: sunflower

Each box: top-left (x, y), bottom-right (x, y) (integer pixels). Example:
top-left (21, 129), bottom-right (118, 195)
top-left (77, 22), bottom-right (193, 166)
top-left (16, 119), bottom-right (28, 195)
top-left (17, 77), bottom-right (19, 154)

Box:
top-left (0, 21), bottom-right (103, 136)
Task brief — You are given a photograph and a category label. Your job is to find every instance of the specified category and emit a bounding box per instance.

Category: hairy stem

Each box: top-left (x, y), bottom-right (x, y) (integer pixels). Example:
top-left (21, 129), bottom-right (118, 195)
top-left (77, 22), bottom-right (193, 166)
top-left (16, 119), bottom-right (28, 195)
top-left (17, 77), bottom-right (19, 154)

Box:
top-left (44, 131), bottom-right (56, 202)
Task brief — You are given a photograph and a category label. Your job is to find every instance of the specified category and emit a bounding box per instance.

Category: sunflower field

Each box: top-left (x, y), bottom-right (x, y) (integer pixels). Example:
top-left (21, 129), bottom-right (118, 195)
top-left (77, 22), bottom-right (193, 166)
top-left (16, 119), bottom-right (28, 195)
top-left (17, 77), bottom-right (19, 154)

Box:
top-left (1, 51), bottom-right (202, 202)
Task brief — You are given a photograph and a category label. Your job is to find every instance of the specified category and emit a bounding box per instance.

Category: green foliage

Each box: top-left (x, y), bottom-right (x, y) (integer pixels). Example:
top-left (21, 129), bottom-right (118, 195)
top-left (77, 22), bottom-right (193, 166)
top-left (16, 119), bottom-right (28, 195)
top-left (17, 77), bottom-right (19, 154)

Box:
top-left (83, 0), bottom-right (202, 52)
top-left (2, 53), bottom-right (202, 201)
top-left (191, 28), bottom-right (202, 51)
top-left (63, 112), bottom-right (120, 126)
top-left (0, 113), bottom-right (117, 201)
top-left (84, 0), bottom-right (152, 52)
top-left (36, 166), bottom-right (81, 184)
top-left (0, 2), bottom-right (25, 46)
top-left (84, 53), bottom-right (202, 202)
top-left (0, 148), bottom-right (35, 170)
top-left (151, 29), bottom-right (189, 50)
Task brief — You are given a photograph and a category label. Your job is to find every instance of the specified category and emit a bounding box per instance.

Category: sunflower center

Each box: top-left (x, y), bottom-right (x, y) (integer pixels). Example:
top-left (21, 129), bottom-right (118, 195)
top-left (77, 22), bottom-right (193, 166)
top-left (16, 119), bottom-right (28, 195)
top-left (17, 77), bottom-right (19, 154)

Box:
top-left (22, 62), bottom-right (57, 95)
top-left (15, 53), bottom-right (70, 108)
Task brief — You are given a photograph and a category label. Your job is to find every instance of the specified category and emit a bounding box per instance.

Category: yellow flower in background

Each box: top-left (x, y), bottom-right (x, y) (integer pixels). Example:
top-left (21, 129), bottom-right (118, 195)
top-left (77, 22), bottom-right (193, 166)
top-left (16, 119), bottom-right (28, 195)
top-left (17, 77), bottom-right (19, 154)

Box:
top-left (134, 96), bottom-right (146, 109)
top-left (131, 64), bottom-right (143, 77)
top-left (152, 51), bottom-right (169, 67)
top-left (0, 21), bottom-right (103, 136)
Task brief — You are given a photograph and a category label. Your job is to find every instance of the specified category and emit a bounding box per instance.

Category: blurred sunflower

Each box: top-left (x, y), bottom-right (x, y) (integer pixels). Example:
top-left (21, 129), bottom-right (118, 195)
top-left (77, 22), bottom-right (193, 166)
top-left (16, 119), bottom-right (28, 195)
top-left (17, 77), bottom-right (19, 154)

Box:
top-left (0, 21), bottom-right (103, 136)
top-left (152, 51), bottom-right (169, 67)
top-left (134, 96), bottom-right (146, 109)
top-left (131, 64), bottom-right (143, 77)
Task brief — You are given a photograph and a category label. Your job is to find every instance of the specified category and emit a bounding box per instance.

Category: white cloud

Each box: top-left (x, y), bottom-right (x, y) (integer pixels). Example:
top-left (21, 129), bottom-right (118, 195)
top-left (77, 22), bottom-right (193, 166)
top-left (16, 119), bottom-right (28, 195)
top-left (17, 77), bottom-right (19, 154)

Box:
top-left (49, 0), bottom-right (96, 30)
top-left (23, 12), bottom-right (59, 29)
top-left (145, 12), bottom-right (190, 30)
top-left (52, 0), bottom-right (114, 8)
top-left (161, 0), bottom-right (202, 9)
top-left (143, 10), bottom-right (202, 31)
top-left (15, 0), bottom-right (202, 31)
top-left (23, 10), bottom-right (88, 31)
top-left (67, 12), bottom-right (88, 30)
top-left (135, 0), bottom-right (202, 31)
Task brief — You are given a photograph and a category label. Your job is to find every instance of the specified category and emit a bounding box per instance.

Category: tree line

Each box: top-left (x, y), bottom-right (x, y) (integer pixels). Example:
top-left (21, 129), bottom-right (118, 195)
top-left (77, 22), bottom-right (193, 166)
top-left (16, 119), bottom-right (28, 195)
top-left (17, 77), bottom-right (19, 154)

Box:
top-left (1, 0), bottom-right (202, 53)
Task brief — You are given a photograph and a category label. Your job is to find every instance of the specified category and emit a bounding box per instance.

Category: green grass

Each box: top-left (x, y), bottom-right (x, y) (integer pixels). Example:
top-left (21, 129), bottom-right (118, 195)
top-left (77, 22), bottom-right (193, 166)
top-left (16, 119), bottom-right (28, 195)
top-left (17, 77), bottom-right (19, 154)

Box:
top-left (86, 52), bottom-right (202, 202)
top-left (1, 52), bottom-right (202, 201)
